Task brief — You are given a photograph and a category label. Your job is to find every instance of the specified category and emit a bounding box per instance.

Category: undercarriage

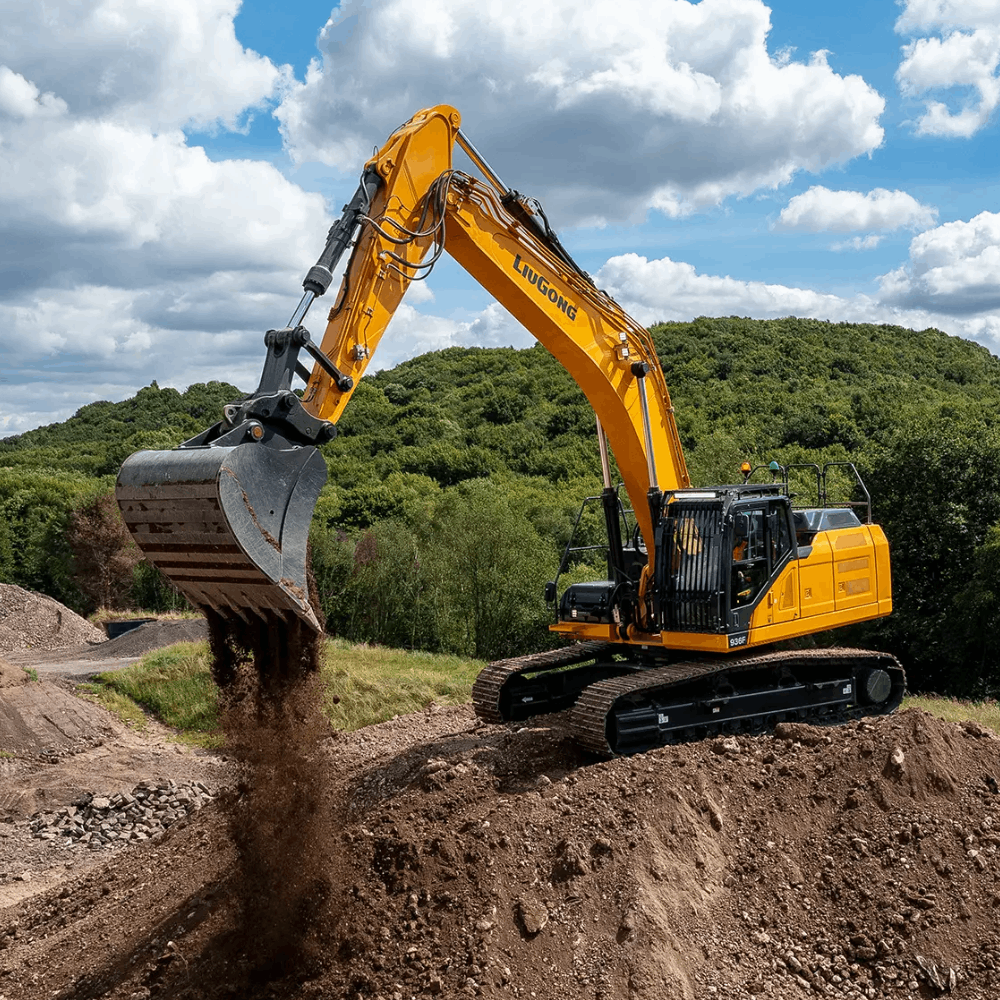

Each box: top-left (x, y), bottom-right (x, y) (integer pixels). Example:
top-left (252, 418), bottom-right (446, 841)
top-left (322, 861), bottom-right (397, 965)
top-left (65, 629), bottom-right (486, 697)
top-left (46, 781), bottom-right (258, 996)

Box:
top-left (472, 645), bottom-right (905, 756)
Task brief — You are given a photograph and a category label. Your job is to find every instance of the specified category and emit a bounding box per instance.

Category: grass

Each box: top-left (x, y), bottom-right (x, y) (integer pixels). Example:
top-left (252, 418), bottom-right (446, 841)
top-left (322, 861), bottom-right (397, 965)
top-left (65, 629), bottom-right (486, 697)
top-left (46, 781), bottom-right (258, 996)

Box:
top-left (320, 638), bottom-right (483, 731)
top-left (87, 606), bottom-right (204, 626)
top-left (77, 684), bottom-right (150, 732)
top-left (901, 694), bottom-right (1000, 731)
top-left (84, 641), bottom-right (221, 747)
top-left (79, 639), bottom-right (1000, 746)
top-left (81, 638), bottom-right (484, 748)
top-left (22, 667), bottom-right (38, 682)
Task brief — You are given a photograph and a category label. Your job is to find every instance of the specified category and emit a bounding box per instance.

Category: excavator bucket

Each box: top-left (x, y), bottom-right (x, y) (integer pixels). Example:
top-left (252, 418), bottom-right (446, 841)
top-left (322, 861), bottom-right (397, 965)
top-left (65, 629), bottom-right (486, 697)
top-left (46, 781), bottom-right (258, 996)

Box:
top-left (116, 442), bottom-right (327, 632)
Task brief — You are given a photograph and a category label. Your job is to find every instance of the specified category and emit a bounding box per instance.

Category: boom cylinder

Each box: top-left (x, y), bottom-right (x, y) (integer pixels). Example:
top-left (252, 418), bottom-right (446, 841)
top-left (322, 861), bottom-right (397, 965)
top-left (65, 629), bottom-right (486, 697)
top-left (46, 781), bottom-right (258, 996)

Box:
top-left (631, 362), bottom-right (659, 492)
top-left (596, 415), bottom-right (613, 490)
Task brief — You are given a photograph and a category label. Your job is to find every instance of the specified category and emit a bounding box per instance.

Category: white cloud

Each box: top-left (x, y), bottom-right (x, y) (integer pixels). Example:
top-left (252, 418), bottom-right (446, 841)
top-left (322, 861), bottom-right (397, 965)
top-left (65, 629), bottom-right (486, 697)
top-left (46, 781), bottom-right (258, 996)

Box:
top-left (378, 301), bottom-right (533, 367)
top-left (831, 235), bottom-right (885, 252)
top-left (896, 1), bottom-right (1000, 33)
top-left (0, 66), bottom-right (67, 119)
top-left (0, 113), bottom-right (329, 282)
top-left (879, 210), bottom-right (1000, 313)
top-left (0, 382), bottom-right (120, 437)
top-left (276, 0), bottom-right (884, 225)
top-left (776, 186), bottom-right (937, 233)
top-left (0, 0), bottom-right (336, 435)
top-left (403, 281), bottom-right (436, 306)
top-left (895, 0), bottom-right (1000, 137)
top-left (591, 251), bottom-right (1000, 353)
top-left (595, 253), bottom-right (857, 324)
top-left (0, 0), bottom-right (282, 132)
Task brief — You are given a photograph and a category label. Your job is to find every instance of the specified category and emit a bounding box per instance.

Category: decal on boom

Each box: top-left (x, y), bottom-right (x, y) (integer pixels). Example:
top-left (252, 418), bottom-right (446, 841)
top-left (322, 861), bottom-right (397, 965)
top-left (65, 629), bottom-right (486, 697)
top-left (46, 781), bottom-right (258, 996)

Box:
top-left (512, 254), bottom-right (578, 320)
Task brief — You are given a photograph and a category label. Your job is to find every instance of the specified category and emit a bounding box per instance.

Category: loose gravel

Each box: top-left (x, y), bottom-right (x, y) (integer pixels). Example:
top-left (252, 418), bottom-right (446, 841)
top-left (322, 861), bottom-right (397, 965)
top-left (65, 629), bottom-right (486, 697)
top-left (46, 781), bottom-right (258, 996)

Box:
top-left (27, 780), bottom-right (215, 852)
top-left (0, 584), bottom-right (103, 652)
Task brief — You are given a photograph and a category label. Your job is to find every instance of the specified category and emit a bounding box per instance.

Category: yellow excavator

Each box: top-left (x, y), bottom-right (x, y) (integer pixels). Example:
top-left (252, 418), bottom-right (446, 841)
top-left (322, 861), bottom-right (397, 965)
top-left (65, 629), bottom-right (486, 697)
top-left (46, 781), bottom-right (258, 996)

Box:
top-left (116, 105), bottom-right (904, 754)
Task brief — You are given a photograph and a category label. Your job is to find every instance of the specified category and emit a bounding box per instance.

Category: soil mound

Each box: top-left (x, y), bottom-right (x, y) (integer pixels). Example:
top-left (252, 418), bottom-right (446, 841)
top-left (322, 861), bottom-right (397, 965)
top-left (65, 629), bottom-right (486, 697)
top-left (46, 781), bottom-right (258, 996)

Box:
top-left (83, 618), bottom-right (207, 660)
top-left (0, 654), bottom-right (26, 688)
top-left (0, 584), bottom-right (103, 652)
top-left (4, 706), bottom-right (1000, 999)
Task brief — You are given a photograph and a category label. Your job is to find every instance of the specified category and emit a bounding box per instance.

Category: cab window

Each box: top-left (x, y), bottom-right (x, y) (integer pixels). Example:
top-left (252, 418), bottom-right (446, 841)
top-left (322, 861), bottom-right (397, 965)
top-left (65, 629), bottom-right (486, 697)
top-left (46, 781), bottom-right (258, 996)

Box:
top-left (731, 509), bottom-right (766, 606)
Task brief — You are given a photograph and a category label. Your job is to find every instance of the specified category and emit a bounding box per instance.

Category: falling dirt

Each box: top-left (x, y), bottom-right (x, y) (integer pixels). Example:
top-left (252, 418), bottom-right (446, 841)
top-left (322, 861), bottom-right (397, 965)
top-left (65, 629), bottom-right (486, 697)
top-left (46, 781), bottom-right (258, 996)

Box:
top-left (218, 676), bottom-right (338, 988)
top-left (202, 606), bottom-right (338, 989)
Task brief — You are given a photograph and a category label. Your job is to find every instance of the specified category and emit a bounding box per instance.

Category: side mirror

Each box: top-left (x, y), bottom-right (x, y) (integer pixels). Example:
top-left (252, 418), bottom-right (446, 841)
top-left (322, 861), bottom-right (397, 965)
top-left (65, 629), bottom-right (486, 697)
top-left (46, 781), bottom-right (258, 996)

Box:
top-left (544, 581), bottom-right (557, 603)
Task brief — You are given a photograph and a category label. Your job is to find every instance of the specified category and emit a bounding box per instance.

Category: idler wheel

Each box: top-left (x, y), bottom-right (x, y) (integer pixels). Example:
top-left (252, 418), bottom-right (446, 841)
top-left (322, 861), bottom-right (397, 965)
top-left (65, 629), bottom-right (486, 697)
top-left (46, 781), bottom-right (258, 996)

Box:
top-left (859, 667), bottom-right (892, 705)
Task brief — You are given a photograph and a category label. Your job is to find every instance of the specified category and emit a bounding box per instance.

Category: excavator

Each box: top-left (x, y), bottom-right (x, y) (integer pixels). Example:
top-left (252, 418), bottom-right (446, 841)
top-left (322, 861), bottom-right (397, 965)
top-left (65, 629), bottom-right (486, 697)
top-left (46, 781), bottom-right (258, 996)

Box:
top-left (116, 105), bottom-right (905, 754)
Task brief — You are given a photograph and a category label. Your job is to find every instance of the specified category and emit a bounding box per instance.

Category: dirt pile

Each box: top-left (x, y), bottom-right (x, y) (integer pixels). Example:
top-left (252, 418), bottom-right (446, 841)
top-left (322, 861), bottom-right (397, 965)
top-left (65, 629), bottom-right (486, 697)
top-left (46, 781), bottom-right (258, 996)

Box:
top-left (3, 705), bottom-right (1000, 999)
top-left (0, 654), bottom-right (26, 688)
top-left (0, 584), bottom-right (103, 652)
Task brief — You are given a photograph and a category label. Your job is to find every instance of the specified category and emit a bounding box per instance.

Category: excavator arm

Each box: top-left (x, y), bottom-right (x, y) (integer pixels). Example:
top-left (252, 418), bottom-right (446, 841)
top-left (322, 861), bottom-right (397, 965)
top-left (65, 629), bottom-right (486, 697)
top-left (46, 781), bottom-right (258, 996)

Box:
top-left (116, 104), bottom-right (688, 635)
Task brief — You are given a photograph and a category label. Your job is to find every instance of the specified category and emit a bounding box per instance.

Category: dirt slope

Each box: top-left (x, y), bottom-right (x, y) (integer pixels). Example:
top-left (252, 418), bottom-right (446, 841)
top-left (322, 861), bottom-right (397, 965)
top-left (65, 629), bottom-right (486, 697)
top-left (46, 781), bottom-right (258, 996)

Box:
top-left (1, 701), bottom-right (1000, 1000)
top-left (0, 584), bottom-right (104, 652)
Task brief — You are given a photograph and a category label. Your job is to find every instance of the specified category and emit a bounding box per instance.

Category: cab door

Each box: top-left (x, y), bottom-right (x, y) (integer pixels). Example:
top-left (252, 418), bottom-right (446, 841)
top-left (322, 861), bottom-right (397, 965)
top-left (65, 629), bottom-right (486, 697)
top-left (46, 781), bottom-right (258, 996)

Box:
top-left (730, 501), bottom-right (797, 628)
top-left (766, 504), bottom-right (799, 625)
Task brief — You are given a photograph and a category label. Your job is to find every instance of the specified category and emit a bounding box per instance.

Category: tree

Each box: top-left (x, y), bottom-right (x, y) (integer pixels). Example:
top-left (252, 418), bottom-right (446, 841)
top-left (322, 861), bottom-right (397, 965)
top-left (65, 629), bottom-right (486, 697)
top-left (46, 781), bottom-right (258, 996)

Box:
top-left (68, 492), bottom-right (142, 611)
top-left (423, 480), bottom-right (556, 661)
top-left (311, 521), bottom-right (432, 649)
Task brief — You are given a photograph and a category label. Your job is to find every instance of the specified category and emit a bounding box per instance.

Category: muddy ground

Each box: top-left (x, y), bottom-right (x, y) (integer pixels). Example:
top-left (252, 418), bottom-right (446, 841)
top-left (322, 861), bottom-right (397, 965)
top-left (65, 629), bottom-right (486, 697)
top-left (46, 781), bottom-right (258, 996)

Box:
top-left (1, 615), bottom-right (1000, 998)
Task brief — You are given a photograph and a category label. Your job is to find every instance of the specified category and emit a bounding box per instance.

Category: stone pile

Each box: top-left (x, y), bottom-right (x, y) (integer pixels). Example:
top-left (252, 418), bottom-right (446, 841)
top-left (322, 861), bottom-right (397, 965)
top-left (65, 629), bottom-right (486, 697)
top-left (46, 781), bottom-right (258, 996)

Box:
top-left (0, 583), bottom-right (104, 652)
top-left (29, 779), bottom-right (214, 851)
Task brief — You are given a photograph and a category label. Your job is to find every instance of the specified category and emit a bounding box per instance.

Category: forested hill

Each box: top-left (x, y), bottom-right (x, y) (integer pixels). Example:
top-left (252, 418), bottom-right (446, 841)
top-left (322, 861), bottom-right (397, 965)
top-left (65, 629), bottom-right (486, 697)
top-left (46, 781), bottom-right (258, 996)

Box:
top-left (4, 317), bottom-right (1000, 696)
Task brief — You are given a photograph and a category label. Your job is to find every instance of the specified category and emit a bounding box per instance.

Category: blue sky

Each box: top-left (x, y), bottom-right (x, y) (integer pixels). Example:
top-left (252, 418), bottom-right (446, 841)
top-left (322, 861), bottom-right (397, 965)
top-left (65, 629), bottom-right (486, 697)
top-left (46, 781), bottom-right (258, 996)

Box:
top-left (1, 0), bottom-right (999, 433)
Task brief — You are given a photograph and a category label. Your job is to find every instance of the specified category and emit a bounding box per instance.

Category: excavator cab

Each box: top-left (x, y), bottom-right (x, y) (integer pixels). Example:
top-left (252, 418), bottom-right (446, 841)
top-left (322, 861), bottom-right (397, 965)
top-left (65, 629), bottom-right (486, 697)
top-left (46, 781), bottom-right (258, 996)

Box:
top-left (658, 488), bottom-right (796, 639)
top-left (554, 485), bottom-right (796, 641)
top-left (551, 470), bottom-right (890, 657)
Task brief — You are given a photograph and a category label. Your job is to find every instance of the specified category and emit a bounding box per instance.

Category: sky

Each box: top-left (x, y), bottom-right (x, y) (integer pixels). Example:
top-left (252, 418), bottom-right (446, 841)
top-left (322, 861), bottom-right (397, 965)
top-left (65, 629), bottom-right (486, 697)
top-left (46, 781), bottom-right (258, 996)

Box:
top-left (1, 0), bottom-right (999, 435)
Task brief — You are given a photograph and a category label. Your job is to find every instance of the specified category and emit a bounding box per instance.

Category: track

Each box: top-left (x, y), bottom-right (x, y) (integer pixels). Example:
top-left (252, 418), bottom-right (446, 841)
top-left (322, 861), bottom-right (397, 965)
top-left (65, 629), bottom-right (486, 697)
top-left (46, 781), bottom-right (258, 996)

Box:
top-left (473, 645), bottom-right (906, 756)
top-left (471, 642), bottom-right (621, 724)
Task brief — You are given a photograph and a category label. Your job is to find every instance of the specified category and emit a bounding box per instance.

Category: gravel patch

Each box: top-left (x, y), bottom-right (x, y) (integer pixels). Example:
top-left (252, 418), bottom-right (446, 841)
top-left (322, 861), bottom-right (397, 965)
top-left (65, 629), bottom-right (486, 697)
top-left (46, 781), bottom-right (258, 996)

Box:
top-left (26, 779), bottom-right (215, 852)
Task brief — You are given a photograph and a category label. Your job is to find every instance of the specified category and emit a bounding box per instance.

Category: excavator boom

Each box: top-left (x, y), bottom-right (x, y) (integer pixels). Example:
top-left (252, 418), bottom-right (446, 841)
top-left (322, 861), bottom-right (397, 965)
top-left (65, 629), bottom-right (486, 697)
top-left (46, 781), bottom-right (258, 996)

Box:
top-left (116, 105), bottom-right (690, 633)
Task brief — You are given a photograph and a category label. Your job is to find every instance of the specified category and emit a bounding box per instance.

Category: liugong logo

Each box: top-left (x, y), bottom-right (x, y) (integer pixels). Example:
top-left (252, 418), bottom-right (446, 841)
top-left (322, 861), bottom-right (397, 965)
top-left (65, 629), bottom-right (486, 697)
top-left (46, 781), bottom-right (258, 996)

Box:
top-left (511, 254), bottom-right (578, 320)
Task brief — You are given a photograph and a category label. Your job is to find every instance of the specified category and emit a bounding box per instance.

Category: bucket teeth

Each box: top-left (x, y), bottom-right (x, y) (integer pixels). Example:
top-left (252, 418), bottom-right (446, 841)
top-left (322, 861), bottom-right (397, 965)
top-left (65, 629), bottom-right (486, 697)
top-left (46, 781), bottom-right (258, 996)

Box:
top-left (116, 442), bottom-right (327, 631)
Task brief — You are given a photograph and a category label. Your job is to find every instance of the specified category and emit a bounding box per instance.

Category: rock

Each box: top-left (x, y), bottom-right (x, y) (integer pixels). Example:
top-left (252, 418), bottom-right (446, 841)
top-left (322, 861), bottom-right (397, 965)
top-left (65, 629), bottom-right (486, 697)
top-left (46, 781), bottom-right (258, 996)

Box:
top-left (516, 895), bottom-right (548, 936)
top-left (773, 723), bottom-right (831, 746)
top-left (884, 747), bottom-right (905, 778)
top-left (29, 780), bottom-right (215, 852)
top-left (962, 721), bottom-right (996, 739)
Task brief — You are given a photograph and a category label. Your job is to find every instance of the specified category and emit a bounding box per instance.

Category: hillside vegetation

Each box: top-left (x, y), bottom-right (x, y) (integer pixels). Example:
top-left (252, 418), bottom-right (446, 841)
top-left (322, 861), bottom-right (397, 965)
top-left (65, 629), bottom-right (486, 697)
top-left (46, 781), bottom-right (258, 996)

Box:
top-left (3, 317), bottom-right (1000, 696)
